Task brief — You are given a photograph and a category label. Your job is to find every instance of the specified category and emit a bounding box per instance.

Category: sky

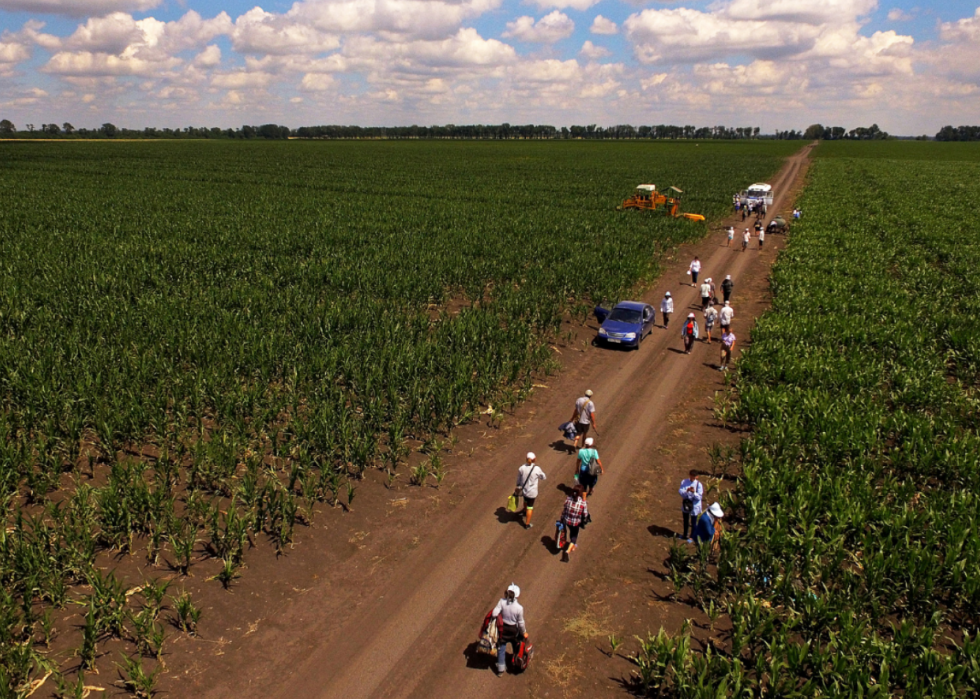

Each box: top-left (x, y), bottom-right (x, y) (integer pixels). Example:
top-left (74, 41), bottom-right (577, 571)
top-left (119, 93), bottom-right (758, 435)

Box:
top-left (0, 0), bottom-right (979, 134)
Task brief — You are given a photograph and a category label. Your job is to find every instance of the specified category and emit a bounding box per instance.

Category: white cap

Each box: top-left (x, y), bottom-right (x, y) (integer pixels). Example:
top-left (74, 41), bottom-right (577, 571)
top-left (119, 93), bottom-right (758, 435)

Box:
top-left (526, 452), bottom-right (536, 461)
top-left (724, 301), bottom-right (730, 306)
top-left (665, 291), bottom-right (671, 297)
top-left (507, 583), bottom-right (521, 598)
top-left (709, 502), bottom-right (724, 518)
top-left (726, 275), bottom-right (731, 280)
top-left (705, 278), bottom-right (711, 282)
top-left (688, 313), bottom-right (695, 318)
top-left (585, 389), bottom-right (593, 397)
top-left (585, 437), bottom-right (593, 446)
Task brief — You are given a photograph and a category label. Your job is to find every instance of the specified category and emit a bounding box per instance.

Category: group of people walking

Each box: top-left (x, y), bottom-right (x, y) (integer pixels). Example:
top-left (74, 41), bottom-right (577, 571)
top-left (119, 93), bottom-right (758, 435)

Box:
top-left (486, 219), bottom-right (751, 675)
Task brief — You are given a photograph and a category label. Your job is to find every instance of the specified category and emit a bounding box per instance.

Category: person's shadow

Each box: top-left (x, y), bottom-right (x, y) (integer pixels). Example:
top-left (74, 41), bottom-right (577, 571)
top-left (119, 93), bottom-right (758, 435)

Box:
top-left (463, 641), bottom-right (497, 670)
top-left (494, 506), bottom-right (521, 525)
top-left (647, 524), bottom-right (676, 538)
top-left (556, 482), bottom-right (576, 496)
top-left (549, 439), bottom-right (575, 454)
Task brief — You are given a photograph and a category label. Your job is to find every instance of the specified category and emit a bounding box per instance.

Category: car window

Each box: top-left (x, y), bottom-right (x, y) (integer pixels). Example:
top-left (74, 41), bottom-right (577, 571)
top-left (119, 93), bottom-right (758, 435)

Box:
top-left (609, 308), bottom-right (642, 323)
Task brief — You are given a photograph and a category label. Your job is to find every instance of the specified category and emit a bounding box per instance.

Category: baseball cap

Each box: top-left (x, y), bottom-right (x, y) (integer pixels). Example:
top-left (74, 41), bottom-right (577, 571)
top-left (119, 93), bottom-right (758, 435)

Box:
top-left (585, 389), bottom-right (593, 397)
top-left (527, 452), bottom-right (536, 461)
top-left (585, 437), bottom-right (593, 446)
top-left (688, 313), bottom-right (695, 318)
top-left (665, 291), bottom-right (671, 297)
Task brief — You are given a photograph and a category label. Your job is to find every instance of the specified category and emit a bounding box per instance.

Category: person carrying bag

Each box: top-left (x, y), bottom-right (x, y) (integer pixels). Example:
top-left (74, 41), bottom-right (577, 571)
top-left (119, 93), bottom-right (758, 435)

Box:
top-left (510, 453), bottom-right (546, 529)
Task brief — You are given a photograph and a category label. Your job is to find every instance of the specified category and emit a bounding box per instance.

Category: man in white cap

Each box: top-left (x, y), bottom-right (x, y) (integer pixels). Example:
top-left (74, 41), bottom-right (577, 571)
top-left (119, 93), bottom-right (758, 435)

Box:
top-left (660, 291), bottom-right (674, 328)
top-left (489, 583), bottom-right (528, 676)
top-left (694, 502), bottom-right (725, 552)
top-left (515, 453), bottom-right (546, 529)
top-left (570, 390), bottom-right (598, 449)
top-left (575, 437), bottom-right (604, 497)
top-left (719, 301), bottom-right (734, 332)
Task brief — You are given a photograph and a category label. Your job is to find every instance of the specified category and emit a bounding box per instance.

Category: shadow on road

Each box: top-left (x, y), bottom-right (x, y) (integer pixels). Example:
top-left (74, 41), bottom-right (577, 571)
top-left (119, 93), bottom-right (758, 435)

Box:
top-left (494, 506), bottom-right (521, 525)
top-left (647, 524), bottom-right (676, 539)
top-left (462, 642), bottom-right (497, 671)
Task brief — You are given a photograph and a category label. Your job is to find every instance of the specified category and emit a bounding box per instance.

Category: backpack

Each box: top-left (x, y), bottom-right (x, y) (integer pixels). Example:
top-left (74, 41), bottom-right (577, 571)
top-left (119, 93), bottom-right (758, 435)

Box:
top-left (579, 449), bottom-right (600, 477)
top-left (512, 638), bottom-right (534, 672)
top-left (478, 611), bottom-right (501, 655)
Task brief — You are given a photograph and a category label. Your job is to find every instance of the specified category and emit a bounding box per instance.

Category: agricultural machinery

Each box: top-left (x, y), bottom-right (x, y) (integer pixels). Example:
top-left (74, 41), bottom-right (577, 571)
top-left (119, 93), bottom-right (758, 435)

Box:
top-left (619, 184), bottom-right (705, 222)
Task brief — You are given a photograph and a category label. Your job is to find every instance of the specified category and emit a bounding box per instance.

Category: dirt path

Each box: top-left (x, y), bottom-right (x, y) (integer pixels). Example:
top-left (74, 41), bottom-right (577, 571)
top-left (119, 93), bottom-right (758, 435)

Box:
top-left (193, 143), bottom-right (814, 699)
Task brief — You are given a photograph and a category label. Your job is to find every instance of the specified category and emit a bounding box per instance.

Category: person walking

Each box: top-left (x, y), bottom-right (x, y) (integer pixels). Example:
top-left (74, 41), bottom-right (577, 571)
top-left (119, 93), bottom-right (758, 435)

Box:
top-left (660, 292), bottom-right (673, 329)
top-left (703, 303), bottom-right (717, 343)
top-left (570, 390), bottom-right (598, 449)
top-left (719, 301), bottom-right (734, 332)
top-left (741, 206), bottom-right (747, 221)
top-left (699, 279), bottom-right (711, 312)
top-left (575, 437), bottom-right (603, 497)
top-left (720, 327), bottom-right (736, 370)
top-left (758, 227), bottom-right (765, 249)
top-left (688, 257), bottom-right (701, 286)
top-left (557, 485), bottom-right (589, 556)
top-left (488, 584), bottom-right (528, 676)
top-left (754, 219), bottom-right (763, 235)
top-left (741, 229), bottom-right (750, 252)
top-left (681, 313), bottom-right (698, 354)
top-left (726, 226), bottom-right (734, 247)
top-left (721, 275), bottom-right (733, 303)
top-left (694, 502), bottom-right (725, 554)
top-left (678, 470), bottom-right (703, 542)
top-left (514, 453), bottom-right (546, 529)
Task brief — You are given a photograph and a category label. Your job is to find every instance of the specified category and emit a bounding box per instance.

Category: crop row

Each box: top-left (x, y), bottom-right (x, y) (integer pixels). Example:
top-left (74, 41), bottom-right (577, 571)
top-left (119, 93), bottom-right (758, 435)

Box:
top-left (636, 143), bottom-right (980, 696)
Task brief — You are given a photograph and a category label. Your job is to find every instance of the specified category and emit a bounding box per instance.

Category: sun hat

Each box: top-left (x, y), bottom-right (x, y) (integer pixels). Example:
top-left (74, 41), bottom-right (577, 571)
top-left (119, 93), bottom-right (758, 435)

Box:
top-left (585, 389), bottom-right (593, 397)
top-left (665, 291), bottom-right (671, 297)
top-left (688, 313), bottom-right (695, 318)
top-left (507, 583), bottom-right (521, 598)
top-left (709, 502), bottom-right (724, 518)
top-left (584, 437), bottom-right (593, 446)
top-left (527, 452), bottom-right (536, 461)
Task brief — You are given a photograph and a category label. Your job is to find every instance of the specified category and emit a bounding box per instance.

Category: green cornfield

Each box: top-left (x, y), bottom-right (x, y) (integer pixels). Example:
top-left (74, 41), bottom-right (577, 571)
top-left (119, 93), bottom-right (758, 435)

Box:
top-left (0, 139), bottom-right (797, 693)
top-left (638, 142), bottom-right (980, 696)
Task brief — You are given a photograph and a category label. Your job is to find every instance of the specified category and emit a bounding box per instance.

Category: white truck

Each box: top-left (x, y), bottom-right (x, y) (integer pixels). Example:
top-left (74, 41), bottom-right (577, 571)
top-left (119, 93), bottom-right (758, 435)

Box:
top-left (739, 183), bottom-right (774, 208)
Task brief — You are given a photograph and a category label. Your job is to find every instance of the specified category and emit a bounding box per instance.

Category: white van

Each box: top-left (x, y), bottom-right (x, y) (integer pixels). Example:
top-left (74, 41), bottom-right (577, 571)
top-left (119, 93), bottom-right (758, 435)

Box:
top-left (739, 183), bottom-right (774, 208)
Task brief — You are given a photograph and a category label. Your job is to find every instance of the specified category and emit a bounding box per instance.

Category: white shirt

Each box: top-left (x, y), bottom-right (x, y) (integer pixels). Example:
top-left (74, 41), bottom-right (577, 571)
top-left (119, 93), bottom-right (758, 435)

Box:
top-left (575, 396), bottom-right (594, 425)
top-left (700, 282), bottom-right (711, 297)
top-left (689, 260), bottom-right (701, 273)
top-left (492, 597), bottom-right (526, 632)
top-left (661, 297), bottom-right (674, 314)
top-left (719, 306), bottom-right (734, 324)
top-left (758, 230), bottom-right (765, 240)
top-left (679, 478), bottom-right (704, 516)
top-left (742, 231), bottom-right (750, 242)
top-left (516, 463), bottom-right (546, 499)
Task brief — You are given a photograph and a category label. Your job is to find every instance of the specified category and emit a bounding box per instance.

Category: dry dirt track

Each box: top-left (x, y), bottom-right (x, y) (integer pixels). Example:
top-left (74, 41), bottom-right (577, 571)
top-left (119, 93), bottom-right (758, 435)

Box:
top-left (205, 144), bottom-right (813, 699)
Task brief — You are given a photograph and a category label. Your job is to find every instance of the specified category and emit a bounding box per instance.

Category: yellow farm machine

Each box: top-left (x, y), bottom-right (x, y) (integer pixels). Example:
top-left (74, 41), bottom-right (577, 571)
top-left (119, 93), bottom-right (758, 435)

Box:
top-left (618, 184), bottom-right (705, 222)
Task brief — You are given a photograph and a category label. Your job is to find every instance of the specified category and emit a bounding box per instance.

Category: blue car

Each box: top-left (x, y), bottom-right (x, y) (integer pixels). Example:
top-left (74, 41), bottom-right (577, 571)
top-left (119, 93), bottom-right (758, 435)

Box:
top-left (594, 301), bottom-right (656, 349)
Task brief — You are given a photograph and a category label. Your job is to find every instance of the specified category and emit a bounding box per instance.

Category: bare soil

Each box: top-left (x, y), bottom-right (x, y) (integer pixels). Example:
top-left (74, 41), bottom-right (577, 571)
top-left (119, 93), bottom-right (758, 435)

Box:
top-left (59, 144), bottom-right (811, 699)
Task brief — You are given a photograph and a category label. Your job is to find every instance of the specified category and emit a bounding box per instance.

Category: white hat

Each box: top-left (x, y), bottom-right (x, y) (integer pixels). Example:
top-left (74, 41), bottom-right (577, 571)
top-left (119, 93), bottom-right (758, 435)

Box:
top-left (584, 437), bottom-right (593, 446)
top-left (585, 389), bottom-right (593, 397)
top-left (527, 452), bottom-right (536, 461)
top-left (688, 313), bottom-right (695, 318)
top-left (726, 275), bottom-right (731, 280)
top-left (724, 301), bottom-right (730, 306)
top-left (705, 277), bottom-right (712, 282)
top-left (507, 583), bottom-right (521, 598)
top-left (709, 502), bottom-right (724, 518)
top-left (665, 291), bottom-right (671, 297)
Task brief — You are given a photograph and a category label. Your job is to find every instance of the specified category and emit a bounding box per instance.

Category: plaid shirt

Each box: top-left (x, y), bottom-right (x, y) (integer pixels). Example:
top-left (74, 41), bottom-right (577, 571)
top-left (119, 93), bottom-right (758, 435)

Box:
top-left (561, 496), bottom-right (589, 527)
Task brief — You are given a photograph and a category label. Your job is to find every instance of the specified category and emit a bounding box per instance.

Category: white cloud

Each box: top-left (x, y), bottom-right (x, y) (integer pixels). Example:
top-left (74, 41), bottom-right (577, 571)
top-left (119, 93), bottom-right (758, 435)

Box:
top-left (194, 45), bottom-right (221, 68)
top-left (285, 0), bottom-right (502, 40)
top-left (723, 0), bottom-right (877, 25)
top-left (590, 15), bottom-right (618, 35)
top-left (300, 72), bottom-right (335, 90)
top-left (232, 7), bottom-right (340, 56)
top-left (525, 0), bottom-right (599, 11)
top-left (503, 11), bottom-right (574, 44)
top-left (939, 7), bottom-right (980, 42)
top-left (211, 71), bottom-right (273, 89)
top-left (887, 8), bottom-right (913, 21)
top-left (0, 0), bottom-right (160, 17)
top-left (579, 40), bottom-right (610, 59)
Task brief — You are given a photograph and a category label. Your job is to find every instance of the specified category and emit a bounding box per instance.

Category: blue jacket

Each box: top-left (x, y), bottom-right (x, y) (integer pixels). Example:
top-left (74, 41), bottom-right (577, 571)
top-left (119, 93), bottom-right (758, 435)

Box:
top-left (694, 512), bottom-right (716, 544)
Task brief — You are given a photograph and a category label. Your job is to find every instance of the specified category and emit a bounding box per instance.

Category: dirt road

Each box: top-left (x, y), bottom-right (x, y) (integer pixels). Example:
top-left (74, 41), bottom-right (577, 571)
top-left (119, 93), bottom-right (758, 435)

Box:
top-left (199, 144), bottom-right (813, 699)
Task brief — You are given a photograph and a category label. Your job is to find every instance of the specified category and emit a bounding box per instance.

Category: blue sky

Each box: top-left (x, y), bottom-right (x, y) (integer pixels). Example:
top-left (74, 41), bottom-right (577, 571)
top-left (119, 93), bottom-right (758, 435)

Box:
top-left (1, 0), bottom-right (979, 133)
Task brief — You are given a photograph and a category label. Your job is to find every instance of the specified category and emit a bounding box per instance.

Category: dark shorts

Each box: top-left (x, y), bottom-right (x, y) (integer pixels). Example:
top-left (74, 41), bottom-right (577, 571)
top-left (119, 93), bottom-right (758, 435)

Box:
top-left (575, 422), bottom-right (590, 439)
top-left (579, 472), bottom-right (598, 489)
top-left (523, 496), bottom-right (536, 508)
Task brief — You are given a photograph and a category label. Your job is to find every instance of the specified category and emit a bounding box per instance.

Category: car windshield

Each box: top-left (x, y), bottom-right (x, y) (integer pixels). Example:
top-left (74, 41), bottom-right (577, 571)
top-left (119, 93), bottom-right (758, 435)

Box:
top-left (609, 308), bottom-right (642, 323)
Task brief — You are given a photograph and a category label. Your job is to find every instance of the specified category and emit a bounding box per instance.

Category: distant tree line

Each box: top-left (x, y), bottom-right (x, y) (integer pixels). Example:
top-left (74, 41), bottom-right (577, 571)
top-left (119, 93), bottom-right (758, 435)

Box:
top-left (0, 117), bottom-right (900, 141)
top-left (0, 120), bottom-right (290, 140)
top-left (935, 125), bottom-right (980, 141)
